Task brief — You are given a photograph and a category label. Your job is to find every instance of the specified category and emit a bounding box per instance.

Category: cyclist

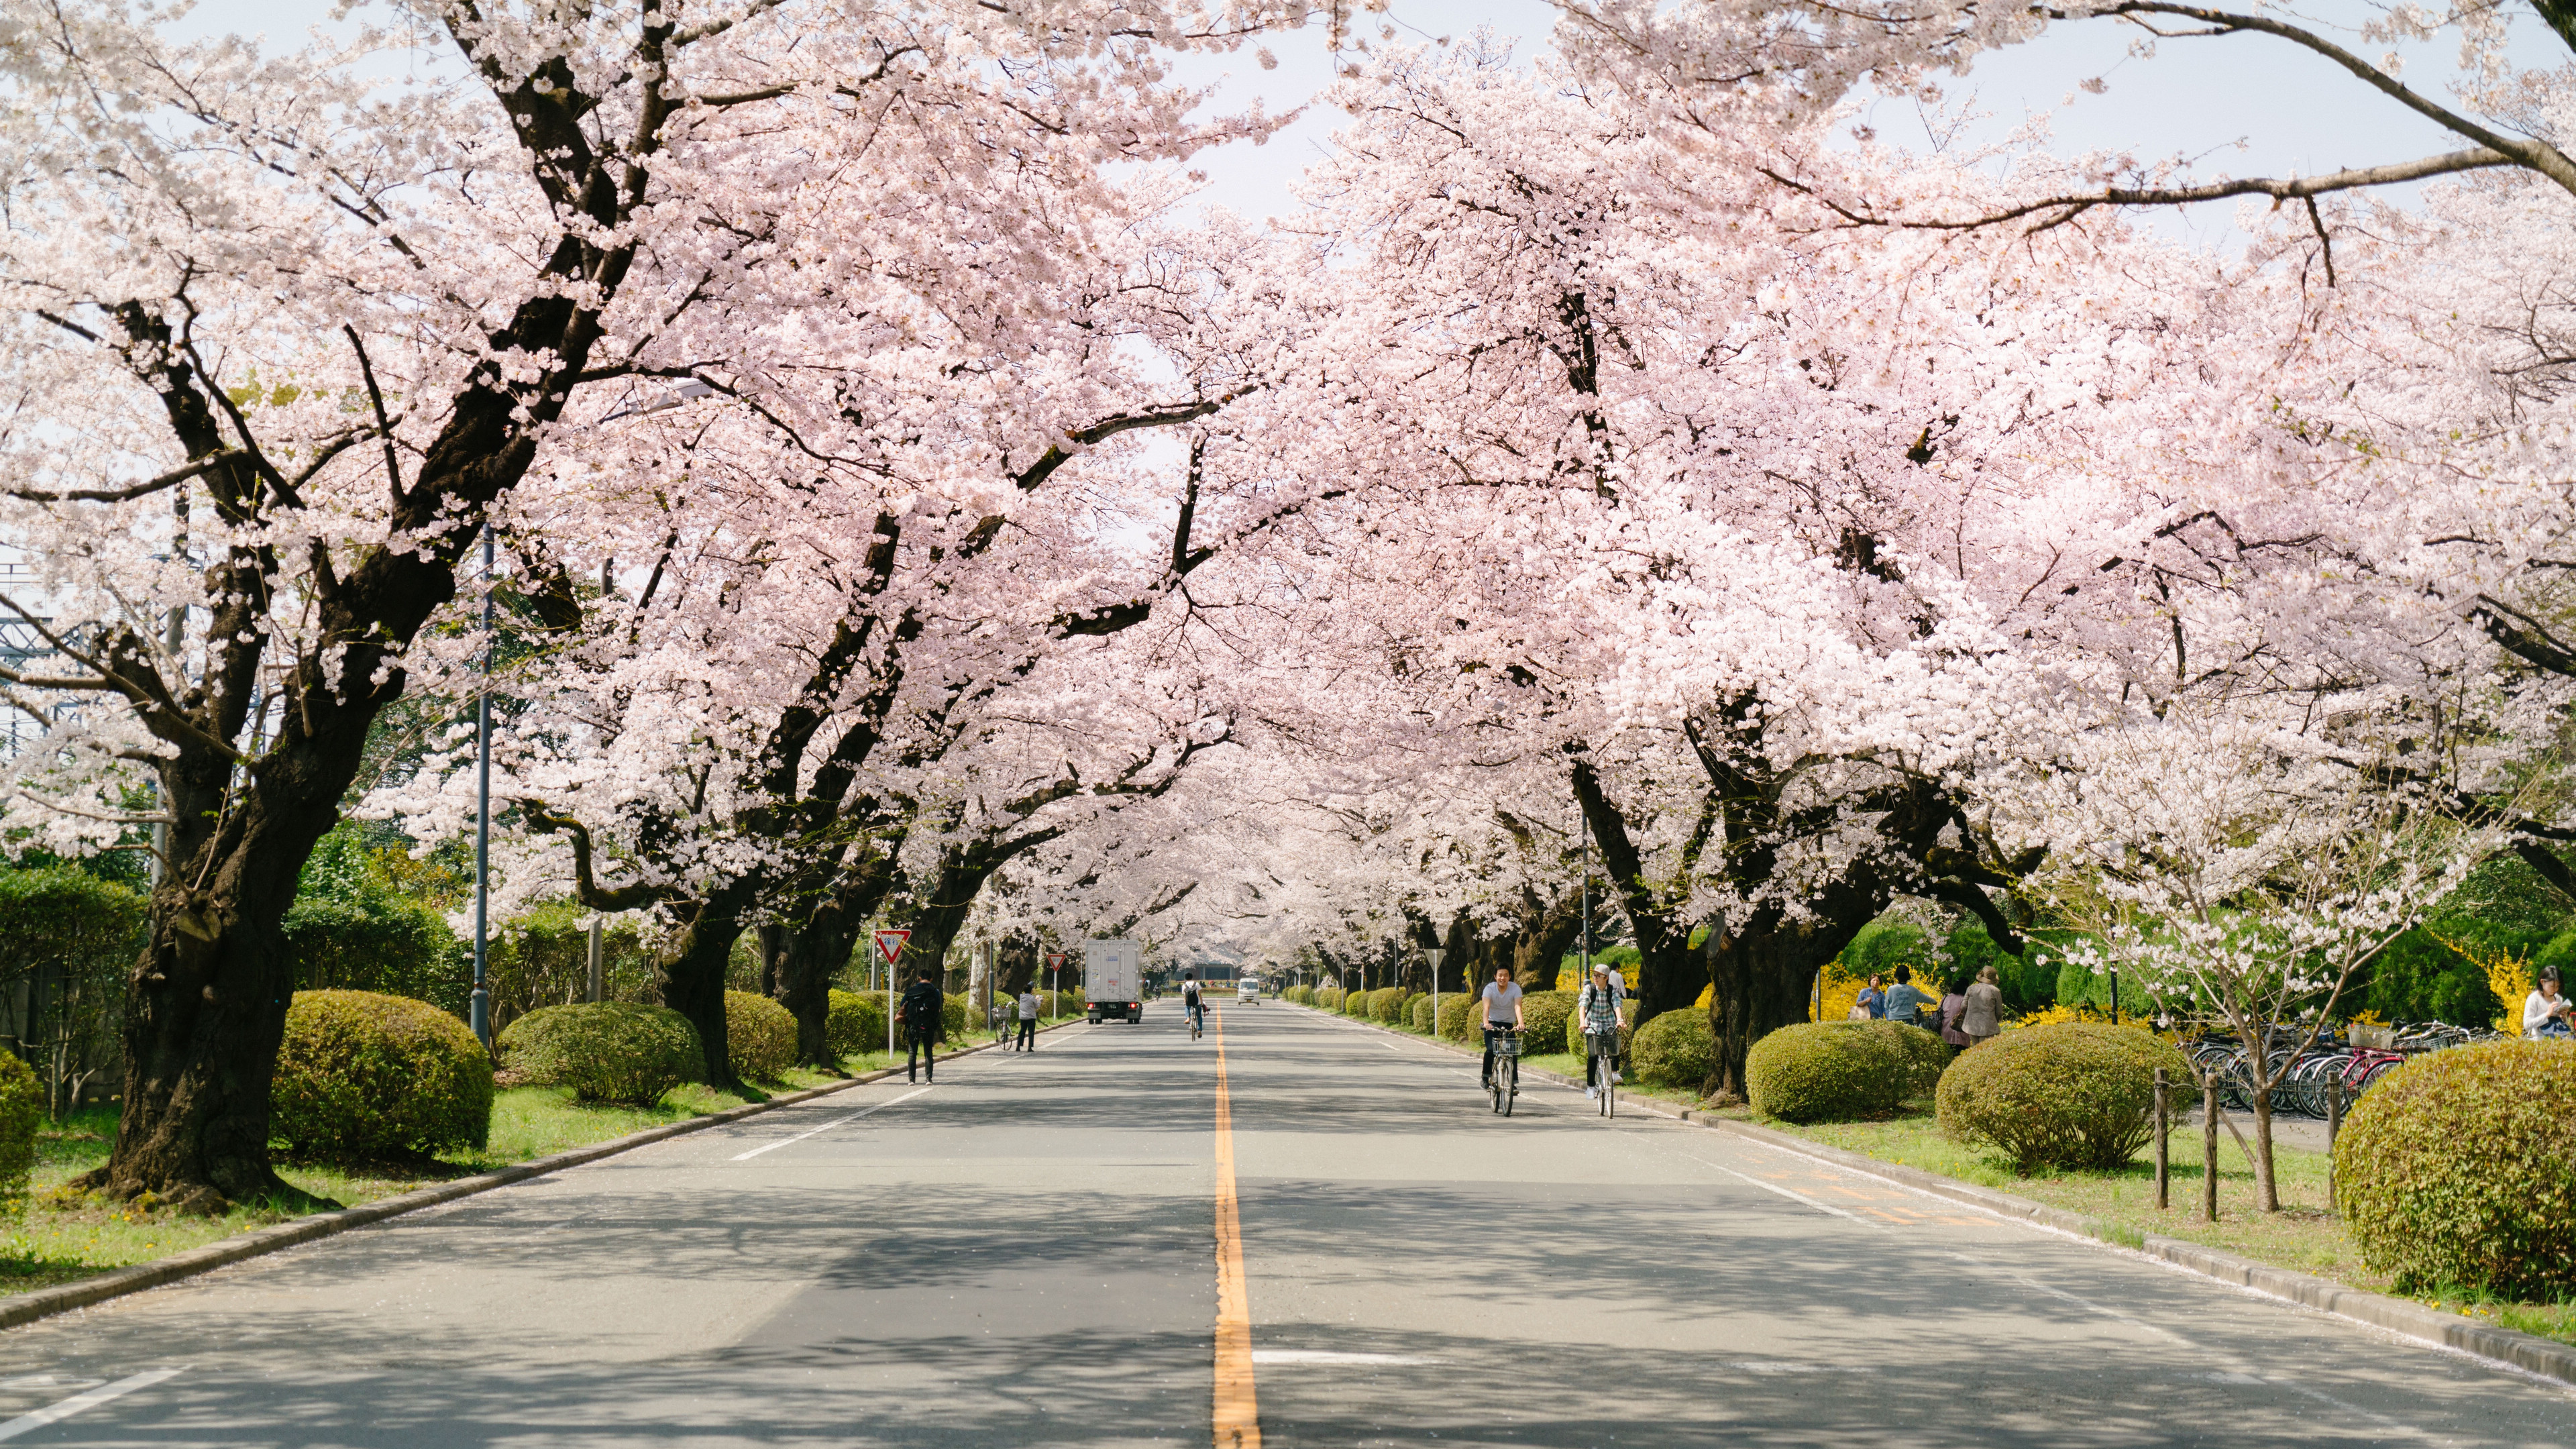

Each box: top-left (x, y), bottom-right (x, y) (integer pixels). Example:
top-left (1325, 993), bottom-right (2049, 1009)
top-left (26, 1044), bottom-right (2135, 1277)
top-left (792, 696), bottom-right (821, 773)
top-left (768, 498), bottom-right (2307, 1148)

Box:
top-left (1181, 972), bottom-right (1205, 1037)
top-left (1580, 961), bottom-right (1625, 1100)
top-left (1479, 965), bottom-right (1524, 1090)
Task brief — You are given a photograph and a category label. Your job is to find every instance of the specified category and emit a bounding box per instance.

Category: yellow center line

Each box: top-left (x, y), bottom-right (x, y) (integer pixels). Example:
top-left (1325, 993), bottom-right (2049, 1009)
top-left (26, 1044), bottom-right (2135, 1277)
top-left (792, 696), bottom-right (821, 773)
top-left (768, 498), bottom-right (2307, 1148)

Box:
top-left (1212, 1004), bottom-right (1261, 1448)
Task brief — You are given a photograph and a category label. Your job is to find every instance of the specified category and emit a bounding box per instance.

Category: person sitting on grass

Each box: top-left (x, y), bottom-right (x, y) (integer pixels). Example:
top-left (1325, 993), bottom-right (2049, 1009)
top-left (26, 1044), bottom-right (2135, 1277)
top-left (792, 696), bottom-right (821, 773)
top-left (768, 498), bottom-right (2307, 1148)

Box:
top-left (1880, 965), bottom-right (1933, 1028)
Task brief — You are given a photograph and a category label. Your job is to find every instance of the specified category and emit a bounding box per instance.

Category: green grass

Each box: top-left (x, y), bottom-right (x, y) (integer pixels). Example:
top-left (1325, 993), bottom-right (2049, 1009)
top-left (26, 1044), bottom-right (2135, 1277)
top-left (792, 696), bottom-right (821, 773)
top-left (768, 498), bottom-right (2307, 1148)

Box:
top-left (1726, 1100), bottom-right (2576, 1352)
top-left (0, 1033), bottom-right (1058, 1297)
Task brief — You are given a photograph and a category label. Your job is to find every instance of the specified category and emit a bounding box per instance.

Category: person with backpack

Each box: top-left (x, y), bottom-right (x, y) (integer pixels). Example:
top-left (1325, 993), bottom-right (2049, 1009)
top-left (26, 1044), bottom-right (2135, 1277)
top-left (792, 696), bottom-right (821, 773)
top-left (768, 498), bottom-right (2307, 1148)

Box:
top-left (1580, 962), bottom-right (1625, 1101)
top-left (1016, 984), bottom-right (1040, 1051)
top-left (900, 969), bottom-right (945, 1083)
top-left (1181, 972), bottom-right (1205, 1038)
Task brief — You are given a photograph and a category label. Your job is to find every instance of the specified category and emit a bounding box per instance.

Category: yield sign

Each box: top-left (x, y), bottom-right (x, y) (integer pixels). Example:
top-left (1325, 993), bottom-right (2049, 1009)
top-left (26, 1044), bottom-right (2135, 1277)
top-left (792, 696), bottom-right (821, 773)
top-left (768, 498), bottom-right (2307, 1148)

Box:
top-left (1045, 953), bottom-right (1067, 970)
top-left (873, 929), bottom-right (912, 969)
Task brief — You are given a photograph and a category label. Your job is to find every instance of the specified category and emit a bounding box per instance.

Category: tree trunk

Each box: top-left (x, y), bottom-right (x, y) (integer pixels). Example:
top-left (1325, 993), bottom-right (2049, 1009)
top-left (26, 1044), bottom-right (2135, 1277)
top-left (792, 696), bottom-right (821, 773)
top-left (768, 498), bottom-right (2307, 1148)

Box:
top-left (775, 919), bottom-right (852, 1071)
top-left (93, 711), bottom-right (372, 1211)
top-left (2251, 1080), bottom-right (2281, 1212)
top-left (656, 894), bottom-right (752, 1091)
top-left (1703, 912), bottom-right (1853, 1103)
top-left (1572, 762), bottom-right (1711, 1020)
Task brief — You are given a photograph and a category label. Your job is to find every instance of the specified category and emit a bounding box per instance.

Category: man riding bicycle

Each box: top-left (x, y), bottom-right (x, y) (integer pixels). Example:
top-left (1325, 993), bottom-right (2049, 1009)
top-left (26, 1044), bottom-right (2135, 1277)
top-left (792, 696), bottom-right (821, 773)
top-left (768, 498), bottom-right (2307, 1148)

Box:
top-left (1181, 972), bottom-right (1205, 1036)
top-left (1580, 962), bottom-right (1625, 1100)
top-left (1479, 965), bottom-right (1524, 1089)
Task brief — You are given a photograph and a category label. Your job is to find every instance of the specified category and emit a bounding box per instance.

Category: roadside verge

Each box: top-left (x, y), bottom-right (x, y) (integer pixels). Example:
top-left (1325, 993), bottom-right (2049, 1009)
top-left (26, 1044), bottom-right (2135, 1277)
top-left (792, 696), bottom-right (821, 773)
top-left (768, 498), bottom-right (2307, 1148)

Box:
top-left (0, 1019), bottom-right (1081, 1332)
top-left (1283, 1002), bottom-right (2576, 1391)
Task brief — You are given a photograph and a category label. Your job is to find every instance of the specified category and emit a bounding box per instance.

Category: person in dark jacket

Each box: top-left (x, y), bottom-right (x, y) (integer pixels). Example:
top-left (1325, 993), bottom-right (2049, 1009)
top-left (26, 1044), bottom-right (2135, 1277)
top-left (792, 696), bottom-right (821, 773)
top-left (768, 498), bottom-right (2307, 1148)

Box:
top-left (900, 970), bottom-right (945, 1083)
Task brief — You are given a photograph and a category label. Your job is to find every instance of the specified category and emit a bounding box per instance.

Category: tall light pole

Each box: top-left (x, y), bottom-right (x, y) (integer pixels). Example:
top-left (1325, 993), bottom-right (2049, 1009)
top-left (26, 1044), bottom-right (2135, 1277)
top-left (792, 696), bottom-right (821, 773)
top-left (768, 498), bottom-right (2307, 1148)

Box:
top-left (470, 527), bottom-right (494, 1048)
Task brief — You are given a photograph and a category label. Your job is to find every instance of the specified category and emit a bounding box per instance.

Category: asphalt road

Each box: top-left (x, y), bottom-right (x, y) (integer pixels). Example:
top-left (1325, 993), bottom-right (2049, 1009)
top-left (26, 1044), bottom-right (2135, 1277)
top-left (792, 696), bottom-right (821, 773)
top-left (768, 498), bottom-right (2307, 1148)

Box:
top-left (0, 1002), bottom-right (2567, 1446)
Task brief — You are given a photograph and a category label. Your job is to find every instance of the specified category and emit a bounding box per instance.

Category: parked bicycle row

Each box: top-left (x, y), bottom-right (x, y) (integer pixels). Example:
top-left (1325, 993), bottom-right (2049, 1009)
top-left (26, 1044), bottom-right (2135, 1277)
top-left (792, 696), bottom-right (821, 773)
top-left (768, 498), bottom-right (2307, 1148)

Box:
top-left (2178, 1020), bottom-right (2514, 1118)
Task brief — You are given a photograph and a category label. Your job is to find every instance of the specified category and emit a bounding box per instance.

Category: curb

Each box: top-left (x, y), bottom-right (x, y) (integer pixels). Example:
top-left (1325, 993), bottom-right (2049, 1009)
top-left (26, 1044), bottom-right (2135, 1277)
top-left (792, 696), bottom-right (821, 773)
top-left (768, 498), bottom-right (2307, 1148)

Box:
top-left (0, 1017), bottom-right (1085, 1332)
top-left (1283, 1003), bottom-right (2576, 1390)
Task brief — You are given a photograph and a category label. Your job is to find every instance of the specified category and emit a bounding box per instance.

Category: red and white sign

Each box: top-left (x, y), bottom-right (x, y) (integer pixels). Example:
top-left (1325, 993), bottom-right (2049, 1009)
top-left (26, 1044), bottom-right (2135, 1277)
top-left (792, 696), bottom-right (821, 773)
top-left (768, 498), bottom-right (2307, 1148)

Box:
top-left (1045, 953), bottom-right (1067, 971)
top-left (873, 929), bottom-right (912, 968)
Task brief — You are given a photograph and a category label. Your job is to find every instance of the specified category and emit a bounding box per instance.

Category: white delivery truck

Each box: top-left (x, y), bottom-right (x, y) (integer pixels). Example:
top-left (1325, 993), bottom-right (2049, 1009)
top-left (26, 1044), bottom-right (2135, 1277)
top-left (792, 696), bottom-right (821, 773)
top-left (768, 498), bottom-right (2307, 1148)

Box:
top-left (1237, 974), bottom-right (1260, 1004)
top-left (1085, 939), bottom-right (1144, 1024)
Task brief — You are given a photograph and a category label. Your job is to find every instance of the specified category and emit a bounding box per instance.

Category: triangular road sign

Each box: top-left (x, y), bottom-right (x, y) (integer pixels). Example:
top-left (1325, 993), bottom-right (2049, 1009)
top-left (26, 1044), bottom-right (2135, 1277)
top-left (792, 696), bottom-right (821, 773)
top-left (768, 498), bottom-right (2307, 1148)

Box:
top-left (873, 929), bottom-right (912, 968)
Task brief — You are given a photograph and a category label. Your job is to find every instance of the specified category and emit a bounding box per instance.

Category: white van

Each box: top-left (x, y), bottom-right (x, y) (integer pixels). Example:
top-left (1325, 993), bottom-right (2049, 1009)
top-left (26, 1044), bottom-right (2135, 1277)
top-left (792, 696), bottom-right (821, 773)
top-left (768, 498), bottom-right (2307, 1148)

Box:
top-left (1237, 976), bottom-right (1260, 1004)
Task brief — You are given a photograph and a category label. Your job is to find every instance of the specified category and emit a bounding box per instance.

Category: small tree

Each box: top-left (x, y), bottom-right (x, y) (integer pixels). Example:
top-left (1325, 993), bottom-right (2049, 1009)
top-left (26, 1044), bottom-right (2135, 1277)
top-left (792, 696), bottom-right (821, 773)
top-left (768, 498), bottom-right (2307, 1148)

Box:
top-left (2046, 710), bottom-right (2510, 1210)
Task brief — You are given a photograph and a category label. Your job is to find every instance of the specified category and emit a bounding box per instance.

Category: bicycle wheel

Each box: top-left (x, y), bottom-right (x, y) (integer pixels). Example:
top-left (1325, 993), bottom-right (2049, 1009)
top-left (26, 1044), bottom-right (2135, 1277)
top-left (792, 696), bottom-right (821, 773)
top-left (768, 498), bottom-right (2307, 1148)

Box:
top-left (1603, 1061), bottom-right (1615, 1119)
top-left (1500, 1058), bottom-right (1517, 1116)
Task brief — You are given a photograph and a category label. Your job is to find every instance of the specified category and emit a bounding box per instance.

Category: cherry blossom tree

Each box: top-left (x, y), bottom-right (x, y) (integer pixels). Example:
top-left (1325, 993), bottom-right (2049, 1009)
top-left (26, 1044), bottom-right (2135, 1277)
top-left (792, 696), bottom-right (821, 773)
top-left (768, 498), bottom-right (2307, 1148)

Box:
top-left (0, 0), bottom-right (1292, 1205)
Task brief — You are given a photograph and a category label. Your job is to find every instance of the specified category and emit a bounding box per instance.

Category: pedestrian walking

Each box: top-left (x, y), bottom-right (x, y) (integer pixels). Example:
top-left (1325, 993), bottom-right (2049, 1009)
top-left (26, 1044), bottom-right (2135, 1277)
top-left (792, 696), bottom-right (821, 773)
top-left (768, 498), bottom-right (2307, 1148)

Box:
top-left (1852, 974), bottom-right (1886, 1020)
top-left (1962, 965), bottom-right (2004, 1049)
top-left (1882, 965), bottom-right (1933, 1027)
top-left (900, 969), bottom-right (944, 1083)
top-left (1939, 977), bottom-right (1972, 1051)
top-left (1016, 985), bottom-right (1040, 1051)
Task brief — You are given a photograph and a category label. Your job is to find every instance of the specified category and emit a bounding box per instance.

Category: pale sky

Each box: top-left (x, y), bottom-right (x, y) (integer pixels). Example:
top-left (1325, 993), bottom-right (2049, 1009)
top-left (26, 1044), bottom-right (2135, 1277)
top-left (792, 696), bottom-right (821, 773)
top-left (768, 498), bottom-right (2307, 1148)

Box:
top-left (179, 0), bottom-right (2567, 247)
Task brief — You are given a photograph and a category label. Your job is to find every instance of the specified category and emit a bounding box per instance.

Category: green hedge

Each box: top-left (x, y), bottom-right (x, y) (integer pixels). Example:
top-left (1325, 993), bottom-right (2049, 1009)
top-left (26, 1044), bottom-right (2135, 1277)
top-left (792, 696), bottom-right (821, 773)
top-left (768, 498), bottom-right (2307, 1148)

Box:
top-left (1518, 991), bottom-right (1574, 1055)
top-left (272, 990), bottom-right (492, 1159)
top-left (283, 828), bottom-right (464, 1015)
top-left (1368, 987), bottom-right (1407, 1024)
top-left (0, 1053), bottom-right (40, 1199)
top-left (1438, 994), bottom-right (1479, 1042)
top-left (727, 990), bottom-right (796, 1080)
top-left (1631, 1009), bottom-right (1717, 1089)
top-left (1935, 1022), bottom-right (2192, 1173)
top-left (1744, 1021), bottom-right (1920, 1123)
top-left (2339, 1039), bottom-right (2576, 1297)
top-left (827, 989), bottom-right (888, 1058)
top-left (498, 1001), bottom-right (700, 1106)
top-left (1316, 988), bottom-right (1344, 1012)
top-left (1407, 994), bottom-right (1433, 1032)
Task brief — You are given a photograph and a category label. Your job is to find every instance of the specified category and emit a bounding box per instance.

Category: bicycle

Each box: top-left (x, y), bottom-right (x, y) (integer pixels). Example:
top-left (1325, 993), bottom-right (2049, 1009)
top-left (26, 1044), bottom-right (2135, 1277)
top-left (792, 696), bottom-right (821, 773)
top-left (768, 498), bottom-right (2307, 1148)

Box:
top-left (1486, 1026), bottom-right (1519, 1116)
top-left (987, 1005), bottom-right (1011, 1048)
top-left (1587, 1027), bottom-right (1622, 1119)
top-left (1188, 999), bottom-right (1204, 1040)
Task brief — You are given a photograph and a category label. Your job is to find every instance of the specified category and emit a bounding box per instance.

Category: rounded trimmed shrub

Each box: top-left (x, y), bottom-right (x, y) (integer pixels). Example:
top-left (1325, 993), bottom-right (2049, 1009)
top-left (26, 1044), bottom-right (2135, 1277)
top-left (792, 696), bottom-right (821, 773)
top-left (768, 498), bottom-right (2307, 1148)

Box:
top-left (1407, 994), bottom-right (1433, 1032)
top-left (1936, 1022), bottom-right (2194, 1173)
top-left (1561, 995), bottom-right (1638, 1057)
top-left (500, 1000), bottom-right (702, 1105)
top-left (942, 991), bottom-right (971, 1038)
top-left (1438, 993), bottom-right (1479, 1042)
top-left (1368, 987), bottom-right (1407, 1024)
top-left (274, 989), bottom-right (492, 1159)
top-left (1744, 1022), bottom-right (1911, 1124)
top-left (1863, 1020), bottom-right (1951, 1098)
top-left (826, 989), bottom-right (888, 1059)
top-left (1631, 1008), bottom-right (1717, 1089)
top-left (0, 1053), bottom-right (41, 1200)
top-left (1517, 991), bottom-right (1574, 1056)
top-left (2338, 1039), bottom-right (2576, 1297)
top-left (725, 989), bottom-right (797, 1081)
top-left (1316, 987), bottom-right (1344, 1012)
top-left (1345, 988), bottom-right (1375, 1018)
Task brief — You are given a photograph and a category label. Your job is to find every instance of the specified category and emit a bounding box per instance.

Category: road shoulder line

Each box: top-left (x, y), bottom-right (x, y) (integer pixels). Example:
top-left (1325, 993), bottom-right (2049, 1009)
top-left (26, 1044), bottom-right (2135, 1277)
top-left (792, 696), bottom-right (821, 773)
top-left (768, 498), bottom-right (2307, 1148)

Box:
top-left (1275, 1002), bottom-right (2576, 1392)
top-left (0, 1020), bottom-right (1082, 1334)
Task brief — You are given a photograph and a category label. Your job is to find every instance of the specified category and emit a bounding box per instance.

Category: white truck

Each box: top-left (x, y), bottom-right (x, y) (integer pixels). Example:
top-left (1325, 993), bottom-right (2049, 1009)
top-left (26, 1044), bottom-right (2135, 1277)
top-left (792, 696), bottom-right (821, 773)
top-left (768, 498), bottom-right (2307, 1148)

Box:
top-left (1237, 975), bottom-right (1260, 1004)
top-left (1085, 939), bottom-right (1143, 1024)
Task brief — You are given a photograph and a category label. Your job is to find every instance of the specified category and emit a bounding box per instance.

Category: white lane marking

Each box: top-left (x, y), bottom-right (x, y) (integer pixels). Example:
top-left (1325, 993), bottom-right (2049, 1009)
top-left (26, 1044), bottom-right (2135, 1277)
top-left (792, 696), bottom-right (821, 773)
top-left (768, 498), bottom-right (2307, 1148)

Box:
top-left (0, 1368), bottom-right (186, 1442)
top-left (0, 1377), bottom-right (99, 1393)
top-left (1728, 1362), bottom-right (1829, 1375)
top-left (1670, 1150), bottom-right (1861, 1221)
top-left (1252, 1351), bottom-right (1442, 1366)
top-left (732, 1086), bottom-right (932, 1161)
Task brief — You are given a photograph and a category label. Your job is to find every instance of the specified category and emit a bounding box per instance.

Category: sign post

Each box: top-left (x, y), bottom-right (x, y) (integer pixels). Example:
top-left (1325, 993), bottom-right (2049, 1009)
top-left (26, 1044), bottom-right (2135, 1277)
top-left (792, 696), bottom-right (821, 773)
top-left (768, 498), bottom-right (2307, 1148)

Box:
top-left (873, 929), bottom-right (911, 1061)
top-left (1426, 947), bottom-right (1447, 1039)
top-left (1046, 953), bottom-right (1067, 1016)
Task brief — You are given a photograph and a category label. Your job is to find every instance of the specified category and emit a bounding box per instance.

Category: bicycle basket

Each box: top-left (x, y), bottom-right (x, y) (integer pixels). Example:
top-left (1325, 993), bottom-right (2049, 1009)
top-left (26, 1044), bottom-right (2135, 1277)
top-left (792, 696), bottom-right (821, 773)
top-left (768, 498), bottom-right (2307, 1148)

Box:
top-left (1493, 1033), bottom-right (1523, 1058)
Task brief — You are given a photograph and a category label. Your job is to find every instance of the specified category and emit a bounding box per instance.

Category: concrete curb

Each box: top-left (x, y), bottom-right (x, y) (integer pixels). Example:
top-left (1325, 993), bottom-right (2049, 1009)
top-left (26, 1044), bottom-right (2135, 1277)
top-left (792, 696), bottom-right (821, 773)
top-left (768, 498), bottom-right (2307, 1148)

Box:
top-left (1283, 1002), bottom-right (2576, 1390)
top-left (0, 1018), bottom-right (1085, 1333)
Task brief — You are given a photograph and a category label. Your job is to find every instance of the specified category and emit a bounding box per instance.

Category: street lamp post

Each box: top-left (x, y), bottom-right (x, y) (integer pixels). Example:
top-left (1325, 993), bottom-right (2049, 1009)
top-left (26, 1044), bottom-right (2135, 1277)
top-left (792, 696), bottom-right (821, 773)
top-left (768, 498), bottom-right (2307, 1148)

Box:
top-left (470, 526), bottom-right (495, 1049)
